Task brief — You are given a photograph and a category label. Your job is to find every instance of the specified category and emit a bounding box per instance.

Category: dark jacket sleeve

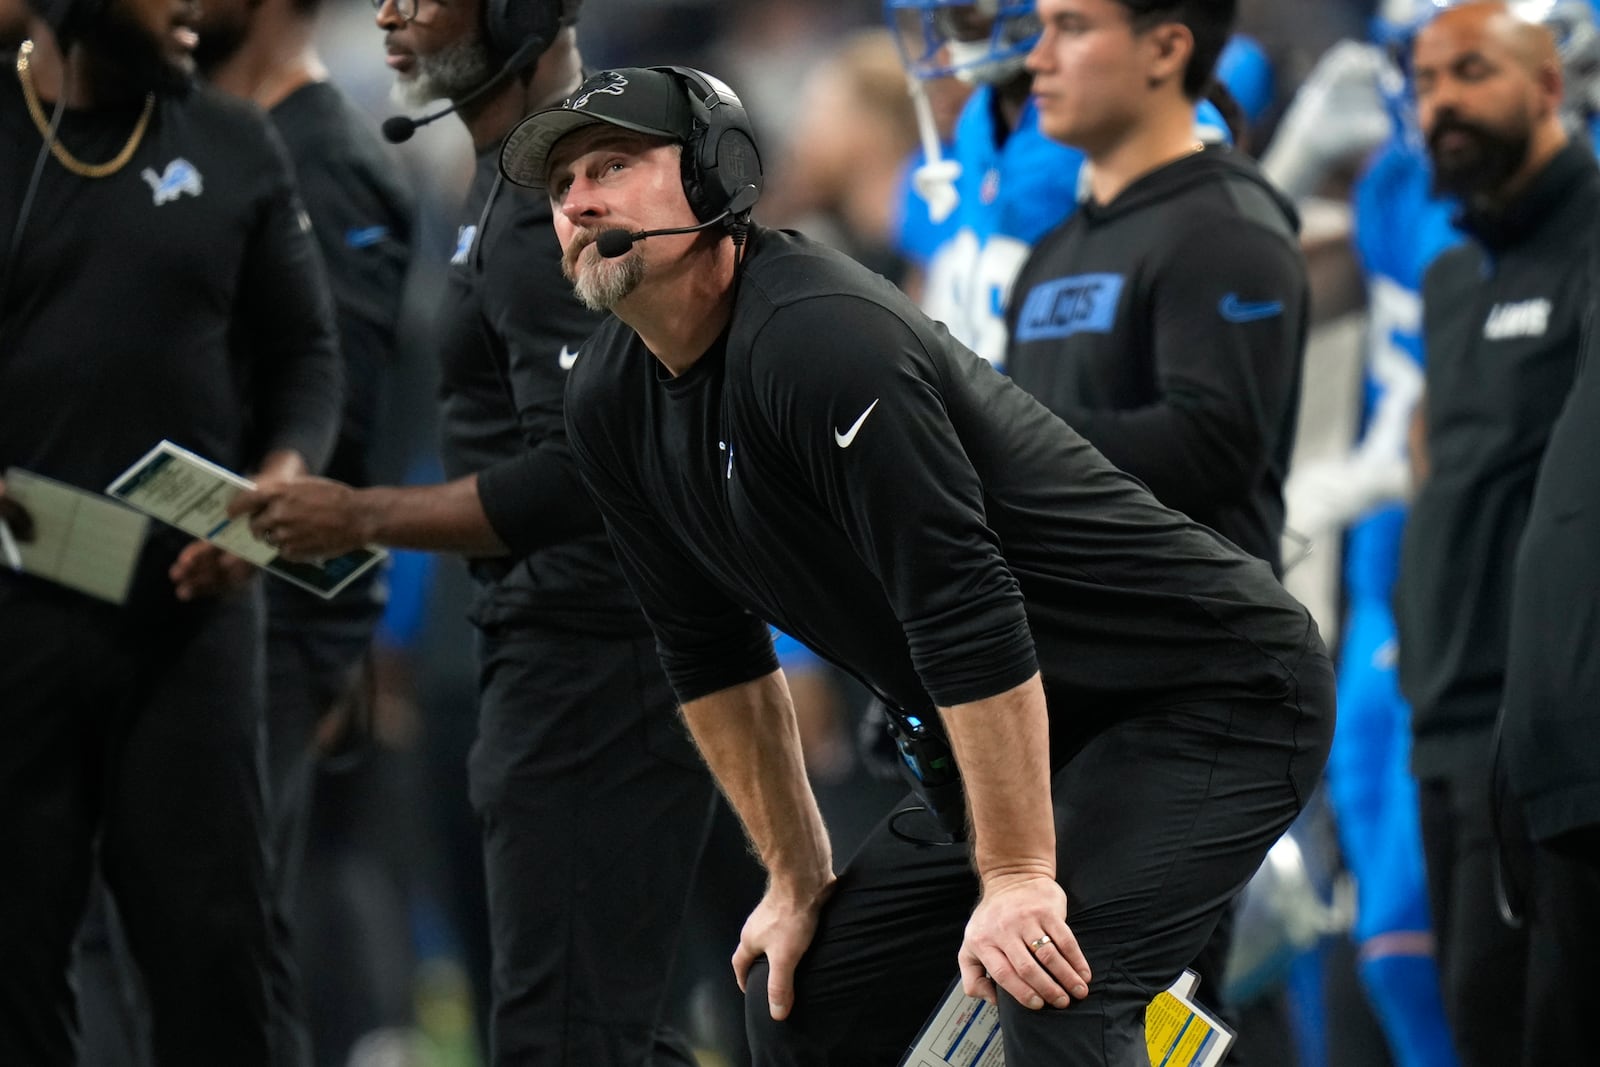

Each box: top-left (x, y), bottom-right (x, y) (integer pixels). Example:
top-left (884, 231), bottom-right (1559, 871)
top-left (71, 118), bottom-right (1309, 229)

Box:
top-left (1056, 216), bottom-right (1308, 516)
top-left (473, 184), bottom-right (607, 555)
top-left (566, 392), bottom-right (778, 703)
top-left (748, 295), bottom-right (1038, 708)
top-left (290, 141), bottom-right (414, 479)
top-left (237, 125), bottom-right (343, 473)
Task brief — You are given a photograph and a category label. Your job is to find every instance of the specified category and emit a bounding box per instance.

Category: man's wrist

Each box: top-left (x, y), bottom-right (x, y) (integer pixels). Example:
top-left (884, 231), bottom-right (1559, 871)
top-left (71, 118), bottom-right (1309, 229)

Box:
top-left (351, 486), bottom-right (385, 546)
top-left (977, 861), bottom-right (1057, 896)
top-left (766, 865), bottom-right (834, 907)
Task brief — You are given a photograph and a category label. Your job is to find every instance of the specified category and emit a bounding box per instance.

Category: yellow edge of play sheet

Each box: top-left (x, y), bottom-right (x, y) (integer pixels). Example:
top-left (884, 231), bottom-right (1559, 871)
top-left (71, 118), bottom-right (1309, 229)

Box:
top-left (901, 968), bottom-right (1235, 1067)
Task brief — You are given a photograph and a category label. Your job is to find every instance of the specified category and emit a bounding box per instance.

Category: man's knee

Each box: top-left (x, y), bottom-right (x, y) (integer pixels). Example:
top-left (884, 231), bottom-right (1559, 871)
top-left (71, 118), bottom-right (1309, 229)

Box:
top-left (744, 959), bottom-right (835, 1066)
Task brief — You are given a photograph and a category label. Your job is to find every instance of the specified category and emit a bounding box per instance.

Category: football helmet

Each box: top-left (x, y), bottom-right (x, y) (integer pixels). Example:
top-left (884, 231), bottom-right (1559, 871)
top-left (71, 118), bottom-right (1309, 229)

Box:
top-left (885, 0), bottom-right (1042, 85)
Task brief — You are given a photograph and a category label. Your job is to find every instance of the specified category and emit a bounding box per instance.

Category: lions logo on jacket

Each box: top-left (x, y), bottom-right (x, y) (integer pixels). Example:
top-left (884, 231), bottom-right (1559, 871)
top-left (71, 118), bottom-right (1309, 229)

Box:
top-left (141, 159), bottom-right (204, 206)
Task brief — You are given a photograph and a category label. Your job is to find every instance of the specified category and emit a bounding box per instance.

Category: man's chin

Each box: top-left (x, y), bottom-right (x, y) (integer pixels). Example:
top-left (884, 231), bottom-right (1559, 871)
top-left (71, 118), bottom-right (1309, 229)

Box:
top-left (154, 59), bottom-right (196, 97)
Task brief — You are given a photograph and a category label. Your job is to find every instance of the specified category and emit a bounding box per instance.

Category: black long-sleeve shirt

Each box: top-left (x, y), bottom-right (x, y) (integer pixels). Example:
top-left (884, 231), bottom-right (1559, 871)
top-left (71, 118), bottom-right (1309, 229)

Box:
top-left (434, 149), bottom-right (644, 634)
top-left (567, 228), bottom-right (1319, 739)
top-left (0, 66), bottom-right (340, 565)
top-left (259, 80), bottom-right (413, 615)
top-left (269, 81), bottom-right (412, 492)
top-left (1004, 146), bottom-right (1308, 573)
top-left (1398, 143), bottom-right (1600, 778)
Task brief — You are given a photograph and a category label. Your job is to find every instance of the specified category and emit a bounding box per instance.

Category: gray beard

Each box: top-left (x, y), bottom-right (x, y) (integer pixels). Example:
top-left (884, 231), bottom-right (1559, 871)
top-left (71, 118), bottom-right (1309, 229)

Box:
top-left (572, 251), bottom-right (646, 311)
top-left (389, 34), bottom-right (496, 108)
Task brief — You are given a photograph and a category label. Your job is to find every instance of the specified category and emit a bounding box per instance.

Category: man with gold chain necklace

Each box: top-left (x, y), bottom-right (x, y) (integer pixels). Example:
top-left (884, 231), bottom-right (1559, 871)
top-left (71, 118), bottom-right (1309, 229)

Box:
top-left (0, 0), bottom-right (340, 1060)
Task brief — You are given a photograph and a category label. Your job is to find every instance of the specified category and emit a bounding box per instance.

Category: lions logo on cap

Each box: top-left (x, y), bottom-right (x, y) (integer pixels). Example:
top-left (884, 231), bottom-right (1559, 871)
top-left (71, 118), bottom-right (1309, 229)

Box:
top-left (569, 71), bottom-right (628, 110)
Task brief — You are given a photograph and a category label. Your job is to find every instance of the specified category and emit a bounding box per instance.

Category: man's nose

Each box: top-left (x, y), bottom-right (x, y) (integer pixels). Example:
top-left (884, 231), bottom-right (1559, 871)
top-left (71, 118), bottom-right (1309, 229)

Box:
top-left (560, 175), bottom-right (607, 224)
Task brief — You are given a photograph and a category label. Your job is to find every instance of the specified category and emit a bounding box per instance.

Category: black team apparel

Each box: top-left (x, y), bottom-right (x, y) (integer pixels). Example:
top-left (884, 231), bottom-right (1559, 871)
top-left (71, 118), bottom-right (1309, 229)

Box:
top-left (432, 147), bottom-right (711, 1066)
top-left (1395, 141), bottom-right (1600, 1067)
top-left (262, 78), bottom-right (415, 1060)
top-left (566, 226), bottom-right (1334, 1065)
top-left (1504, 277), bottom-right (1600, 848)
top-left (1005, 145), bottom-right (1308, 574)
top-left (0, 61), bottom-right (339, 1067)
top-left (1497, 234), bottom-right (1600, 1064)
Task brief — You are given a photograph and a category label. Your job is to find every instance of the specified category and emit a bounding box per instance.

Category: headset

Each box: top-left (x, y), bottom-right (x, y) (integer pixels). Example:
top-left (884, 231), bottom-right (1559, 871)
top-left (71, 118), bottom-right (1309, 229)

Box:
top-left (484, 0), bottom-right (570, 65)
top-left (653, 65), bottom-right (764, 227)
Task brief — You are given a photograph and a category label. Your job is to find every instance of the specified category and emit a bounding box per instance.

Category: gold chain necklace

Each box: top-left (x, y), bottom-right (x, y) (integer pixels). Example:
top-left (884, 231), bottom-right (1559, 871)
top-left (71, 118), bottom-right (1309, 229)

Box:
top-left (16, 40), bottom-right (155, 179)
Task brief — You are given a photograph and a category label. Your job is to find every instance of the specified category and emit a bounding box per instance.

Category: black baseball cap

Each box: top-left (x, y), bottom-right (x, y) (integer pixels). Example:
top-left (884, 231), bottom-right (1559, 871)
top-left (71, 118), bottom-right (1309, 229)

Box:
top-left (500, 68), bottom-right (694, 191)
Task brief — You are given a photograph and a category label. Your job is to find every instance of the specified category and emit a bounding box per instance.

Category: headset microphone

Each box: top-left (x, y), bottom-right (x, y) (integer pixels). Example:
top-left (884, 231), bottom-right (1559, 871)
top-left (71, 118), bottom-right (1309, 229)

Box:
top-left (383, 33), bottom-right (548, 144)
top-left (594, 184), bottom-right (759, 258)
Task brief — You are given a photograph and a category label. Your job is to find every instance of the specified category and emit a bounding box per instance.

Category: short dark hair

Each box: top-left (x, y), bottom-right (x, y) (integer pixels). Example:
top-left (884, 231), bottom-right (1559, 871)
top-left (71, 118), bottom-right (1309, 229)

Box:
top-left (1114, 0), bottom-right (1237, 99)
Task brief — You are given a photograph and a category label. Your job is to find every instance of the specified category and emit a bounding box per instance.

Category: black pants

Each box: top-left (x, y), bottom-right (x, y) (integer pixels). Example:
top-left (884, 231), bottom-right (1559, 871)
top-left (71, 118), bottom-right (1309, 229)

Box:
top-left (264, 591), bottom-right (392, 1065)
top-left (469, 623), bottom-right (717, 1066)
top-left (1418, 769), bottom-right (1528, 1067)
top-left (0, 573), bottom-right (284, 1065)
top-left (1429, 762), bottom-right (1600, 1067)
top-left (1522, 828), bottom-right (1600, 1064)
top-left (745, 657), bottom-right (1334, 1066)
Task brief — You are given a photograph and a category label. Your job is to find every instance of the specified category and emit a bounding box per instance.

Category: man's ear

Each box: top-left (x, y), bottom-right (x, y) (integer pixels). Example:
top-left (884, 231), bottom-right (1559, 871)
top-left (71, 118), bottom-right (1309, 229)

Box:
top-left (1537, 57), bottom-right (1564, 118)
top-left (1143, 21), bottom-right (1194, 90)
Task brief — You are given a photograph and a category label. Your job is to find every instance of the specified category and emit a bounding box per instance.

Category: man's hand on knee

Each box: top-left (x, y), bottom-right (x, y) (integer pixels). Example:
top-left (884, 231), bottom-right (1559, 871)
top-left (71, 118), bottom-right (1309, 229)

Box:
top-left (959, 874), bottom-right (1092, 1011)
top-left (733, 876), bottom-right (837, 1021)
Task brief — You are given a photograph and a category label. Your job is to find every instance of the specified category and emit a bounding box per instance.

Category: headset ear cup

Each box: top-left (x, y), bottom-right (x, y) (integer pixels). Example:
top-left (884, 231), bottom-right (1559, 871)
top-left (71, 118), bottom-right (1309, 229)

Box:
top-left (656, 65), bottom-right (765, 227)
top-left (484, 0), bottom-right (560, 67)
top-left (680, 126), bottom-right (718, 223)
top-left (716, 129), bottom-right (760, 207)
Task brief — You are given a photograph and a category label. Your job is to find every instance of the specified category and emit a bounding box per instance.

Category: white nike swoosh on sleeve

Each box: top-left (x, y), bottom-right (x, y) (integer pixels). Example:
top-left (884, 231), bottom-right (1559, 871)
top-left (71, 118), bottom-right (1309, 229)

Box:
top-left (833, 398), bottom-right (881, 448)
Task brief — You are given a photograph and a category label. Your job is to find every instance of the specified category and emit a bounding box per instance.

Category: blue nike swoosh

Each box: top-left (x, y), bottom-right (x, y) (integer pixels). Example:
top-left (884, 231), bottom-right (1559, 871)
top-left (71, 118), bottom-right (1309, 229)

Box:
top-left (346, 225), bottom-right (390, 249)
top-left (1218, 294), bottom-right (1284, 323)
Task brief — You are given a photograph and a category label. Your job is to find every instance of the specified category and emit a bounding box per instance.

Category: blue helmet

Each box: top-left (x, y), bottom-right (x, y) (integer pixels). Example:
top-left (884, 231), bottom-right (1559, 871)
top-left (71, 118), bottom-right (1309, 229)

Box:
top-left (885, 0), bottom-right (1042, 84)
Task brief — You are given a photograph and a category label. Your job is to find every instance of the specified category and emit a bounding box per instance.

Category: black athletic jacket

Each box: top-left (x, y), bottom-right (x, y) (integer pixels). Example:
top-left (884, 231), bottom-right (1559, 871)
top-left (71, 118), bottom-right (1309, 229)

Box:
top-left (567, 227), bottom-right (1321, 744)
top-left (1397, 142), bottom-right (1600, 779)
top-left (1004, 146), bottom-right (1308, 574)
top-left (435, 150), bottom-right (646, 635)
top-left (1504, 258), bottom-right (1600, 841)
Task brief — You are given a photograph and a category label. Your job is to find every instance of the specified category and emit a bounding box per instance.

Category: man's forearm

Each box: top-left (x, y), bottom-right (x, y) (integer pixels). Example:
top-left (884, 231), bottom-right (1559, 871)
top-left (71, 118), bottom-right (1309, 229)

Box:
top-left (939, 674), bottom-right (1056, 887)
top-left (358, 475), bottom-right (508, 556)
top-left (681, 671), bottom-right (833, 897)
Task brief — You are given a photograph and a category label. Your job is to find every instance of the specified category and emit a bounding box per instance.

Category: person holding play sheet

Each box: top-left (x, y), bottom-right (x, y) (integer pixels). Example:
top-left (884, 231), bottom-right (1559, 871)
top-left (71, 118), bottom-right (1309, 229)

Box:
top-left (500, 63), bottom-right (1335, 1065)
top-left (0, 0), bottom-right (339, 1059)
top-left (223, 1), bottom-right (717, 1062)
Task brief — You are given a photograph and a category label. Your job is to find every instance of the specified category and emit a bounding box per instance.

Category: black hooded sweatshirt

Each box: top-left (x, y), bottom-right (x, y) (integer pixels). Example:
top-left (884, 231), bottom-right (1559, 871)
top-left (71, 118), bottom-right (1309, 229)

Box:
top-left (1004, 145), bottom-right (1309, 574)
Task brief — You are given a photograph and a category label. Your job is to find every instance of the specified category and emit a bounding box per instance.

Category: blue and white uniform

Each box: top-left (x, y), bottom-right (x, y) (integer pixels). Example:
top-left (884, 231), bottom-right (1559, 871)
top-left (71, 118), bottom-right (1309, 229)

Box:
top-left (1331, 130), bottom-right (1462, 1067)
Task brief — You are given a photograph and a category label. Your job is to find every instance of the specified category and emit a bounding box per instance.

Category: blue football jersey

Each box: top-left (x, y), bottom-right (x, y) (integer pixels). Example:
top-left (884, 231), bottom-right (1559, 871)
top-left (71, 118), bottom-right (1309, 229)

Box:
top-left (1345, 135), bottom-right (1462, 599)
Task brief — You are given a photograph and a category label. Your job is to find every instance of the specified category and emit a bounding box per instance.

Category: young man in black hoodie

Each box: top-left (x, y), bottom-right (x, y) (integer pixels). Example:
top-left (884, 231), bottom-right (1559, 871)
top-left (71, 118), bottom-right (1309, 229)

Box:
top-left (1004, 0), bottom-right (1307, 578)
top-left (1396, 4), bottom-right (1600, 1064)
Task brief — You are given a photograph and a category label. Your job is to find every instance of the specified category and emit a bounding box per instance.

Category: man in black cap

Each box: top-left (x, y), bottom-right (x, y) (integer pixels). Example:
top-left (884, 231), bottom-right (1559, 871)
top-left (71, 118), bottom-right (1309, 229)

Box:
top-left (497, 64), bottom-right (1335, 1066)
top-left (230, 3), bottom-right (715, 1064)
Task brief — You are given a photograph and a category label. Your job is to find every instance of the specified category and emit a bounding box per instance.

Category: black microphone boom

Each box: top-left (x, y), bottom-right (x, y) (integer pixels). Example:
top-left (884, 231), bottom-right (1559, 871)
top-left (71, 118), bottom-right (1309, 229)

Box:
top-left (383, 34), bottom-right (549, 144)
top-left (595, 185), bottom-right (760, 259)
